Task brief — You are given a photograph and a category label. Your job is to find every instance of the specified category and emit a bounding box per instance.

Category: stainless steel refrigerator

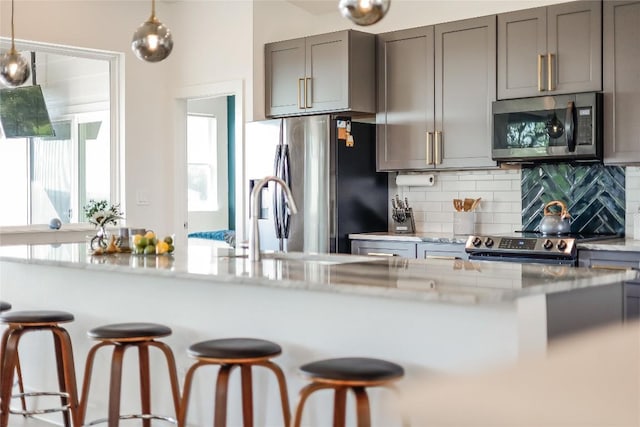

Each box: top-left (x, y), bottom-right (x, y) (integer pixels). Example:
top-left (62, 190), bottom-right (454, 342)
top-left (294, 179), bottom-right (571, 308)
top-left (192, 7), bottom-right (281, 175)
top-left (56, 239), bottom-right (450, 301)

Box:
top-left (245, 115), bottom-right (388, 253)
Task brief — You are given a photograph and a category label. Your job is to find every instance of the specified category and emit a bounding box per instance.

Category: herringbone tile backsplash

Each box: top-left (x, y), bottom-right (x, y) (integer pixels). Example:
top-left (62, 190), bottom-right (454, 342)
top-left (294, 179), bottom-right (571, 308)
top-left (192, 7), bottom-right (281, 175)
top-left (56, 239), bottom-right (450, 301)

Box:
top-left (521, 164), bottom-right (626, 234)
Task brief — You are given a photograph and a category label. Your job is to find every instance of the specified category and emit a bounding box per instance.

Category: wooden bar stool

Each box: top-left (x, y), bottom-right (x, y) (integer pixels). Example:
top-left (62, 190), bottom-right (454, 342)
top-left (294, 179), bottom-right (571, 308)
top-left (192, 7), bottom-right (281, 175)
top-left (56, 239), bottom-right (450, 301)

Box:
top-left (291, 357), bottom-right (404, 427)
top-left (178, 338), bottom-right (290, 427)
top-left (0, 310), bottom-right (80, 427)
top-left (78, 322), bottom-right (181, 427)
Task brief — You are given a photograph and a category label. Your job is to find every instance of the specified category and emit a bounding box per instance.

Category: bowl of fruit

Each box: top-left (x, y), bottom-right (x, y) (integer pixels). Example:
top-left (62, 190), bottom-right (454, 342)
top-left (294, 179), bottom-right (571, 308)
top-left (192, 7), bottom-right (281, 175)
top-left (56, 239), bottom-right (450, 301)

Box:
top-left (131, 231), bottom-right (175, 255)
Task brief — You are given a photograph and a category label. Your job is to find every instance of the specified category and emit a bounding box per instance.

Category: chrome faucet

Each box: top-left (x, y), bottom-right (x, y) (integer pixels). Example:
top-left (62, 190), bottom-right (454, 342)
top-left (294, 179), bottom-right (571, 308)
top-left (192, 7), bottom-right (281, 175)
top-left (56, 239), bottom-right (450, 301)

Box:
top-left (249, 176), bottom-right (298, 261)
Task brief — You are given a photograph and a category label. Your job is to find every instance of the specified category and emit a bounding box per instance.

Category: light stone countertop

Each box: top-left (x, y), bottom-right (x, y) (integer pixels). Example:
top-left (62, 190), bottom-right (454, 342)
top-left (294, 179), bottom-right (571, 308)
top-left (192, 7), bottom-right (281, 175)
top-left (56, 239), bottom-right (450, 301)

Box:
top-left (577, 238), bottom-right (640, 252)
top-left (0, 240), bottom-right (635, 305)
top-left (349, 232), bottom-right (468, 244)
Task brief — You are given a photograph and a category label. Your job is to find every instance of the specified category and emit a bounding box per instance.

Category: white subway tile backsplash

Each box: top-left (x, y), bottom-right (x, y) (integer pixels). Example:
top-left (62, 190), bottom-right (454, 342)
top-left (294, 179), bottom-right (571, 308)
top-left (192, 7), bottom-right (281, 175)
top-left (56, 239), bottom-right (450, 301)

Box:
top-left (442, 181), bottom-right (477, 191)
top-left (476, 180), bottom-right (512, 191)
top-left (396, 169), bottom-right (523, 233)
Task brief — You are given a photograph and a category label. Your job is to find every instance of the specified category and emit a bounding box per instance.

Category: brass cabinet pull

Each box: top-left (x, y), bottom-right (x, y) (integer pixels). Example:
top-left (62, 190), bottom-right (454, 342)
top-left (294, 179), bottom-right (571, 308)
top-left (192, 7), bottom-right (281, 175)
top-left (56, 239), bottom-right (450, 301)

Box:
top-left (305, 77), bottom-right (312, 108)
top-left (426, 132), bottom-right (433, 165)
top-left (298, 78), bottom-right (305, 109)
top-left (591, 264), bottom-right (633, 271)
top-left (367, 252), bottom-right (398, 257)
top-left (435, 131), bottom-right (442, 165)
top-left (537, 54), bottom-right (545, 91)
top-left (547, 53), bottom-right (555, 91)
top-left (426, 255), bottom-right (458, 260)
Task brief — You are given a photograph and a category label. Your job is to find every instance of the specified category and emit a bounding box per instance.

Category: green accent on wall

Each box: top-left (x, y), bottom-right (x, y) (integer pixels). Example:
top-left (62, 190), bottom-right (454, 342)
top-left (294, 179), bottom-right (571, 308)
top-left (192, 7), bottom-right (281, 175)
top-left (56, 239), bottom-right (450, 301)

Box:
top-left (227, 95), bottom-right (235, 231)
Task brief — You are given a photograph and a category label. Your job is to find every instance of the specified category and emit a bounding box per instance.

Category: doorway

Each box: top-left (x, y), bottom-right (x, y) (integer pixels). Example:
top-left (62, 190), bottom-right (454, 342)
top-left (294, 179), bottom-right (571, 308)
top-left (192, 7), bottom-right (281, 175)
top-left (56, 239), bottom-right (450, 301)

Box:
top-left (173, 80), bottom-right (244, 248)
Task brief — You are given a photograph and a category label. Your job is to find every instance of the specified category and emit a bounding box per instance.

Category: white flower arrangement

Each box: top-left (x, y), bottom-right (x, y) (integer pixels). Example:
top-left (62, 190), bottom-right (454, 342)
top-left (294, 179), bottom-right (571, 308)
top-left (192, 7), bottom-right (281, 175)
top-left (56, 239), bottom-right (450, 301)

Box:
top-left (83, 199), bottom-right (123, 228)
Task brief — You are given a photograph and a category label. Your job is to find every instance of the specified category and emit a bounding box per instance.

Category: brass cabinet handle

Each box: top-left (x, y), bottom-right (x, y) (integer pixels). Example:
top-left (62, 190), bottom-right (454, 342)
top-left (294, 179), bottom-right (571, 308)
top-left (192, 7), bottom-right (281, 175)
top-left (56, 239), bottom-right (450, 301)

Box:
top-left (305, 77), bottom-right (312, 108)
top-left (426, 255), bottom-right (458, 260)
top-left (537, 54), bottom-right (545, 91)
top-left (426, 132), bottom-right (433, 165)
top-left (547, 53), bottom-right (555, 91)
top-left (298, 78), bottom-right (305, 109)
top-left (367, 252), bottom-right (399, 257)
top-left (591, 264), bottom-right (633, 271)
top-left (435, 131), bottom-right (442, 165)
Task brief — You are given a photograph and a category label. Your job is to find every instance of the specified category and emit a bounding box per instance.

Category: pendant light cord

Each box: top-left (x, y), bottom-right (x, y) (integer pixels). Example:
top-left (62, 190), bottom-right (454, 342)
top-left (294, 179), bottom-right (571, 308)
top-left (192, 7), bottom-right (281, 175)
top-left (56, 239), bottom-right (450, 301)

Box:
top-left (151, 0), bottom-right (156, 18)
top-left (10, 0), bottom-right (16, 50)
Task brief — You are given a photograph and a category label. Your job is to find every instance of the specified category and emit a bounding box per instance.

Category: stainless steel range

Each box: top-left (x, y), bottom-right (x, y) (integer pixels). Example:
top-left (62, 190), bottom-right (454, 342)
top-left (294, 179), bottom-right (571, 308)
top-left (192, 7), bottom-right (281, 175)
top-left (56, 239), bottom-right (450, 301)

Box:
top-left (464, 233), bottom-right (618, 266)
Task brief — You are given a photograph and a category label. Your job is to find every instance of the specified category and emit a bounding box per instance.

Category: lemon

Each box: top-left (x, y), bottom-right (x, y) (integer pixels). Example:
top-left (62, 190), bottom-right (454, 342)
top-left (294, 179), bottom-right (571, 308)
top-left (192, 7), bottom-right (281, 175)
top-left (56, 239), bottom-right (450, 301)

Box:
top-left (144, 231), bottom-right (156, 240)
top-left (133, 234), bottom-right (143, 246)
top-left (156, 241), bottom-right (169, 255)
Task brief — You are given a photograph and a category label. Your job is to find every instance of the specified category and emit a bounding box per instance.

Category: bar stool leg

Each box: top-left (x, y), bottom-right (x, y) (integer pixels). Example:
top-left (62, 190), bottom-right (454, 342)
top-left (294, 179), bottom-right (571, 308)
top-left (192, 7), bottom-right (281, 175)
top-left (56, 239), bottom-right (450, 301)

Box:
top-left (53, 331), bottom-right (71, 427)
top-left (148, 341), bottom-right (181, 418)
top-left (257, 360), bottom-right (291, 426)
top-left (0, 328), bottom-right (24, 427)
top-left (138, 344), bottom-right (152, 427)
top-left (78, 342), bottom-right (110, 425)
top-left (240, 365), bottom-right (254, 427)
top-left (108, 345), bottom-right (127, 427)
top-left (333, 387), bottom-right (347, 427)
top-left (213, 365), bottom-right (235, 427)
top-left (14, 355), bottom-right (27, 414)
top-left (55, 327), bottom-right (81, 427)
top-left (291, 383), bottom-right (334, 427)
top-left (177, 361), bottom-right (205, 427)
top-left (353, 387), bottom-right (371, 427)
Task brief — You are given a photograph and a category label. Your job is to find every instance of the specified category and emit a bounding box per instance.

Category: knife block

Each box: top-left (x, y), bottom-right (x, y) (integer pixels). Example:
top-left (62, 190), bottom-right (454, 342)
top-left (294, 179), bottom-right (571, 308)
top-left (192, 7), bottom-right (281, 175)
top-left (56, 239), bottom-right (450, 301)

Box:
top-left (392, 208), bottom-right (416, 234)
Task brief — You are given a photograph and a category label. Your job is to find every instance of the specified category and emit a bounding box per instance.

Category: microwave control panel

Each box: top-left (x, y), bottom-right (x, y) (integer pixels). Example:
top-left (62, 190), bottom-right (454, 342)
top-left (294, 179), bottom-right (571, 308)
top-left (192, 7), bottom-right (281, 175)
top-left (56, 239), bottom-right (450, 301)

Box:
top-left (576, 107), bottom-right (593, 145)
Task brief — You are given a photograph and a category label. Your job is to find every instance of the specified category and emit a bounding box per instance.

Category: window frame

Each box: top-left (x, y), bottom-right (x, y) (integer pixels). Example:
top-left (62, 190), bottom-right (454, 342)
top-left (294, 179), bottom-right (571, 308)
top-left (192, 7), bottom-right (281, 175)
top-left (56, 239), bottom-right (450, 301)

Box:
top-left (0, 37), bottom-right (123, 226)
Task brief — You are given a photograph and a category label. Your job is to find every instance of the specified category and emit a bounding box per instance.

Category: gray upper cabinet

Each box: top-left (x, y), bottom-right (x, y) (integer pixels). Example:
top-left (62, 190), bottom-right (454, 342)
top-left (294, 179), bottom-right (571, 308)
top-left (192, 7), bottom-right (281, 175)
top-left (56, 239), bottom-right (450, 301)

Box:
top-left (603, 1), bottom-right (640, 164)
top-left (377, 16), bottom-right (496, 171)
top-left (497, 1), bottom-right (602, 99)
top-left (265, 30), bottom-right (375, 118)
top-left (376, 27), bottom-right (434, 170)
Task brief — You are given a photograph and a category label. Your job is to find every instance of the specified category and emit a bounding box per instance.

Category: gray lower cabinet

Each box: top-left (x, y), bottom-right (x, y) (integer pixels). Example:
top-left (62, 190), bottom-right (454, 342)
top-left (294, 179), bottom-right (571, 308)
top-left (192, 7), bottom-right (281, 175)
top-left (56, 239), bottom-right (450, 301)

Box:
top-left (603, 1), bottom-right (640, 164)
top-left (416, 243), bottom-right (468, 260)
top-left (351, 240), bottom-right (417, 258)
top-left (625, 280), bottom-right (640, 320)
top-left (497, 1), bottom-right (602, 99)
top-left (577, 249), bottom-right (640, 270)
top-left (265, 30), bottom-right (375, 118)
top-left (376, 16), bottom-right (496, 171)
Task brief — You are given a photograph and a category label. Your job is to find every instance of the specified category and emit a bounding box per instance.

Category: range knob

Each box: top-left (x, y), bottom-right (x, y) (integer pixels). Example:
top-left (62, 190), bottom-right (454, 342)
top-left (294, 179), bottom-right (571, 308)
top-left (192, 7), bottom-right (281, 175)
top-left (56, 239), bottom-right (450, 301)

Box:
top-left (557, 240), bottom-right (567, 251)
top-left (484, 237), bottom-right (494, 247)
top-left (472, 236), bottom-right (482, 247)
top-left (543, 239), bottom-right (554, 250)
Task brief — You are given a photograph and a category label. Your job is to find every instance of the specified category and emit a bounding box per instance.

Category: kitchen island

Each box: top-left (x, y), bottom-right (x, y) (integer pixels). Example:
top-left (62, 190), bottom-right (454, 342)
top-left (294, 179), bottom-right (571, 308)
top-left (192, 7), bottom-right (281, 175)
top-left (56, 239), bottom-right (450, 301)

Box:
top-left (0, 241), bottom-right (634, 426)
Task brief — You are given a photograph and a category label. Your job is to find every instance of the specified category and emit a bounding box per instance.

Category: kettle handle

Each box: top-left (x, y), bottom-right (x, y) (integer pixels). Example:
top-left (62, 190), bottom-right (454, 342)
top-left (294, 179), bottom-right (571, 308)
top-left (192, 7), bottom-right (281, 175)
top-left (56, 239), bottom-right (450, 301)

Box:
top-left (544, 200), bottom-right (571, 219)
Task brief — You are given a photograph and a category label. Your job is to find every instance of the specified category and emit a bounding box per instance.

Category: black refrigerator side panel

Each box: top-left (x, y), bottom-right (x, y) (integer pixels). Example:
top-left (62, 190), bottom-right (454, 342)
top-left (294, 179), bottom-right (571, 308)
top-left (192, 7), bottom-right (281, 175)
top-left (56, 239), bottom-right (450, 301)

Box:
top-left (334, 122), bottom-right (388, 253)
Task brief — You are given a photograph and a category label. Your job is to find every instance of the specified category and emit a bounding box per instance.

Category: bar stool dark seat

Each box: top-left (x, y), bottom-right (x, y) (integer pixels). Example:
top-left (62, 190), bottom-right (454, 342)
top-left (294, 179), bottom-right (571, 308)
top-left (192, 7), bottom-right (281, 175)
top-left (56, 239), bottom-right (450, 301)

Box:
top-left (0, 310), bottom-right (80, 427)
top-left (78, 322), bottom-right (181, 427)
top-left (0, 302), bottom-right (10, 312)
top-left (178, 338), bottom-right (290, 427)
top-left (291, 357), bottom-right (405, 427)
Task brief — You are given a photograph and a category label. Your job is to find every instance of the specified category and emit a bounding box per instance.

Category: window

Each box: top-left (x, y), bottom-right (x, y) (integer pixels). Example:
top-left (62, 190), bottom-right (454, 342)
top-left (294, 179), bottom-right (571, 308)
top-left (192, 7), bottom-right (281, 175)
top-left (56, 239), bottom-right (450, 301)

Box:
top-left (187, 114), bottom-right (218, 211)
top-left (0, 44), bottom-right (119, 226)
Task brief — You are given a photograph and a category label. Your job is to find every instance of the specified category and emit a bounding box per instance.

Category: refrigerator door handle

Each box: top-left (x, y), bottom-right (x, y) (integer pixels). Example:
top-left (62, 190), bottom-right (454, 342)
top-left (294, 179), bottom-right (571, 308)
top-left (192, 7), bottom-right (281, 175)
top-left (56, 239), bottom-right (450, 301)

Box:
top-left (281, 144), bottom-right (291, 239)
top-left (273, 144), bottom-right (283, 239)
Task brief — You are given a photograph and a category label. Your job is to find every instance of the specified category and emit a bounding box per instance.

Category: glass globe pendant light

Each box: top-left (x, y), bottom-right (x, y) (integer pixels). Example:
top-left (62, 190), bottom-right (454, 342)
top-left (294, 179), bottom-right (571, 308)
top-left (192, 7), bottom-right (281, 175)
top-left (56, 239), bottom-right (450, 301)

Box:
top-left (0, 0), bottom-right (31, 87)
top-left (131, 0), bottom-right (173, 63)
top-left (338, 0), bottom-right (390, 26)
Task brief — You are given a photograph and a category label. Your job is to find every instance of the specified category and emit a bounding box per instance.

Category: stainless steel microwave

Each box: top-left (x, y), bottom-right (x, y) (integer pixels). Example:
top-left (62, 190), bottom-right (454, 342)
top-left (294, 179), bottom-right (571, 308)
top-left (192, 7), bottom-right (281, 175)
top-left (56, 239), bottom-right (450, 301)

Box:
top-left (492, 92), bottom-right (602, 163)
